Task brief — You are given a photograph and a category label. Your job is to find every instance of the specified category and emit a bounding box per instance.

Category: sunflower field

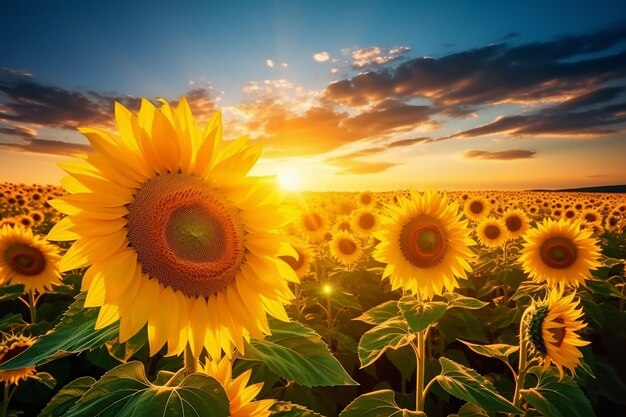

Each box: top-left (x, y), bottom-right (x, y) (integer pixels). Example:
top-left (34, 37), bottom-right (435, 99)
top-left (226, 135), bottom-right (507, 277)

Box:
top-left (0, 101), bottom-right (624, 417)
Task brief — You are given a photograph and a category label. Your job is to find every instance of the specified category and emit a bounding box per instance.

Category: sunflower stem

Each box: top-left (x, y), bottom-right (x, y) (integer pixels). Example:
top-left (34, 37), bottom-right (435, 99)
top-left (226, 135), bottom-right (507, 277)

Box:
top-left (27, 290), bottom-right (37, 324)
top-left (183, 344), bottom-right (197, 376)
top-left (415, 328), bottom-right (427, 412)
top-left (0, 382), bottom-right (8, 417)
top-left (511, 308), bottom-right (532, 416)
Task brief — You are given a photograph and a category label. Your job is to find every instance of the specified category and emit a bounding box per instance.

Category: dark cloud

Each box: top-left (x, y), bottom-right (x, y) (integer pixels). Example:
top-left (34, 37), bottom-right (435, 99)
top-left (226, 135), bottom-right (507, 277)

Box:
top-left (0, 68), bottom-right (218, 129)
top-left (0, 138), bottom-right (90, 155)
top-left (324, 25), bottom-right (626, 115)
top-left (499, 32), bottom-right (520, 41)
top-left (0, 125), bottom-right (36, 138)
top-left (464, 149), bottom-right (536, 160)
top-left (387, 137), bottom-right (432, 147)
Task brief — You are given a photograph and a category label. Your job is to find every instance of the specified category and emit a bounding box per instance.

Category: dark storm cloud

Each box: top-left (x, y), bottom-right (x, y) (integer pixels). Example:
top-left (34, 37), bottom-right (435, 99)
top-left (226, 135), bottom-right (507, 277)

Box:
top-left (324, 25), bottom-right (626, 116)
top-left (0, 125), bottom-right (37, 138)
top-left (464, 149), bottom-right (536, 160)
top-left (0, 138), bottom-right (90, 155)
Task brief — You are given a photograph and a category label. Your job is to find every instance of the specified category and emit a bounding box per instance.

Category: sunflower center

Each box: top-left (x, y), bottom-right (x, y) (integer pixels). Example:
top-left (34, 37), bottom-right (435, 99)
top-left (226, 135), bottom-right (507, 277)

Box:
top-left (338, 238), bottom-right (357, 255)
top-left (484, 225), bottom-right (501, 240)
top-left (540, 236), bottom-right (577, 269)
top-left (303, 213), bottom-right (323, 231)
top-left (470, 201), bottom-right (484, 214)
top-left (361, 194), bottom-right (372, 205)
top-left (584, 213), bottom-right (597, 223)
top-left (548, 317), bottom-right (566, 347)
top-left (0, 343), bottom-right (30, 364)
top-left (127, 173), bottom-right (245, 298)
top-left (505, 215), bottom-right (522, 232)
top-left (358, 213), bottom-right (375, 230)
top-left (400, 215), bottom-right (447, 268)
top-left (5, 244), bottom-right (46, 276)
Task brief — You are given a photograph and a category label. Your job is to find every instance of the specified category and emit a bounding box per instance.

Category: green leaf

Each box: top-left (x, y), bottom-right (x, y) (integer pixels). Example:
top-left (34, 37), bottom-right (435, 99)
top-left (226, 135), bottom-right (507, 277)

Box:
top-left (355, 301), bottom-right (400, 325)
top-left (398, 296), bottom-right (447, 333)
top-left (40, 376), bottom-right (96, 417)
top-left (270, 401), bottom-right (326, 416)
top-left (0, 313), bottom-right (23, 332)
top-left (436, 309), bottom-right (488, 346)
top-left (358, 318), bottom-right (414, 368)
top-left (105, 326), bottom-right (148, 363)
top-left (520, 366), bottom-right (596, 417)
top-left (339, 390), bottom-right (425, 417)
top-left (31, 371), bottom-right (56, 389)
top-left (457, 403), bottom-right (489, 417)
top-left (0, 284), bottom-right (25, 302)
top-left (64, 361), bottom-right (230, 417)
top-left (444, 293), bottom-right (488, 310)
top-left (459, 340), bottom-right (519, 363)
top-left (245, 318), bottom-right (357, 387)
top-left (0, 294), bottom-right (119, 371)
top-left (436, 357), bottom-right (521, 414)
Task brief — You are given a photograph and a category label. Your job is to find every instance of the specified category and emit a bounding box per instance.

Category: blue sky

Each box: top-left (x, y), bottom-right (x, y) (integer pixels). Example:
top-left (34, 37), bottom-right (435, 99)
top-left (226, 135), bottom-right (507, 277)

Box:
top-left (1, 0), bottom-right (625, 190)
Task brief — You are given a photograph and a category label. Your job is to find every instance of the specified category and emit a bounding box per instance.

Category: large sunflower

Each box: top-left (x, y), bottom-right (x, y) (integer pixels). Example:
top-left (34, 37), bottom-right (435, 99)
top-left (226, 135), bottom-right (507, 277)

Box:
top-left (48, 99), bottom-right (298, 358)
top-left (203, 356), bottom-right (274, 417)
top-left (0, 225), bottom-right (61, 293)
top-left (519, 218), bottom-right (601, 288)
top-left (527, 288), bottom-right (589, 379)
top-left (373, 190), bottom-right (475, 299)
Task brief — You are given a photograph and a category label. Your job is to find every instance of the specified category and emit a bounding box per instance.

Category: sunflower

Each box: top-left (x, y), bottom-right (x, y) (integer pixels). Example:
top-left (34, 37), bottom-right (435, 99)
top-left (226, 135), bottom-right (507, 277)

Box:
top-left (579, 208), bottom-right (601, 227)
top-left (527, 288), bottom-right (589, 379)
top-left (203, 356), bottom-right (273, 417)
top-left (476, 217), bottom-right (506, 248)
top-left (333, 214), bottom-right (353, 233)
top-left (502, 208), bottom-right (530, 239)
top-left (279, 239), bottom-right (313, 278)
top-left (373, 190), bottom-right (475, 299)
top-left (47, 99), bottom-right (297, 359)
top-left (0, 334), bottom-right (36, 385)
top-left (357, 191), bottom-right (375, 207)
top-left (0, 225), bottom-right (61, 293)
top-left (329, 230), bottom-right (362, 265)
top-left (351, 207), bottom-right (379, 237)
top-left (519, 218), bottom-right (601, 288)
top-left (298, 209), bottom-right (327, 242)
top-left (464, 197), bottom-right (490, 221)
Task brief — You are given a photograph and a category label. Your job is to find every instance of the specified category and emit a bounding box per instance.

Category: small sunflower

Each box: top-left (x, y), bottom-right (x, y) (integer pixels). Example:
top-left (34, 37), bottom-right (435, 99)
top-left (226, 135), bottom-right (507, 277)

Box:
top-left (329, 230), bottom-right (362, 265)
top-left (298, 209), bottom-right (327, 242)
top-left (373, 190), bottom-right (475, 299)
top-left (464, 197), bottom-right (490, 221)
top-left (502, 208), bottom-right (530, 239)
top-left (519, 218), bottom-right (601, 288)
top-left (0, 334), bottom-right (37, 385)
top-left (527, 288), bottom-right (589, 379)
top-left (579, 208), bottom-right (601, 227)
top-left (48, 99), bottom-right (297, 358)
top-left (0, 225), bottom-right (61, 293)
top-left (203, 356), bottom-right (273, 417)
top-left (357, 191), bottom-right (375, 207)
top-left (476, 217), bottom-right (506, 248)
top-left (351, 207), bottom-right (379, 237)
top-left (333, 214), bottom-right (353, 233)
top-left (279, 239), bottom-right (314, 278)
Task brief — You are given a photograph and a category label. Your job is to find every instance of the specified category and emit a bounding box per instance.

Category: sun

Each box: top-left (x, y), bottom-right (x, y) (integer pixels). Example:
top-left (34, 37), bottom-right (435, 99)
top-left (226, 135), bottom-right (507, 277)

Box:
top-left (278, 168), bottom-right (302, 191)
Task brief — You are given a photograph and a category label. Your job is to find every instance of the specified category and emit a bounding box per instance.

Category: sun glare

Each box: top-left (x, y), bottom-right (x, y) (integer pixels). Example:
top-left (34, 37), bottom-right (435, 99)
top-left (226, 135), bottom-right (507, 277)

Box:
top-left (278, 168), bottom-right (302, 191)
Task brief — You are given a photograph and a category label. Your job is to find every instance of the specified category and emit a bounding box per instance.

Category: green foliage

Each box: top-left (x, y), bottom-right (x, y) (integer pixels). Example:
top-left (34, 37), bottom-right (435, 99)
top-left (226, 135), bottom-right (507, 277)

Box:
top-left (244, 317), bottom-right (357, 387)
top-left (520, 366), bottom-right (596, 417)
top-left (358, 318), bottom-right (414, 368)
top-left (436, 357), bottom-right (521, 414)
top-left (40, 377), bottom-right (96, 417)
top-left (339, 390), bottom-right (426, 417)
top-left (62, 362), bottom-right (230, 417)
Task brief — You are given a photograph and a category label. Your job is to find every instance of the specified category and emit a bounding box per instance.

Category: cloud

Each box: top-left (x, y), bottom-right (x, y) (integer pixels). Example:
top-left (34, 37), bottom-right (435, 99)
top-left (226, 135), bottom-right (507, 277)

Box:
top-left (325, 25), bottom-right (626, 113)
top-left (325, 152), bottom-right (399, 175)
top-left (313, 51), bottom-right (330, 62)
top-left (266, 59), bottom-right (275, 68)
top-left (387, 137), bottom-right (432, 147)
top-left (346, 46), bottom-right (412, 68)
top-left (464, 149), bottom-right (536, 160)
top-left (0, 125), bottom-right (37, 138)
top-left (585, 174), bottom-right (608, 178)
top-left (0, 138), bottom-right (90, 155)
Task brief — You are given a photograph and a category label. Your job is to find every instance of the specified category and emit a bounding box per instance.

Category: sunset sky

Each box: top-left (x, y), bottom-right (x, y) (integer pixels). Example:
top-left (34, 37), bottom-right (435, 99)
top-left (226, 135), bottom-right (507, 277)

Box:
top-left (1, 0), bottom-right (625, 191)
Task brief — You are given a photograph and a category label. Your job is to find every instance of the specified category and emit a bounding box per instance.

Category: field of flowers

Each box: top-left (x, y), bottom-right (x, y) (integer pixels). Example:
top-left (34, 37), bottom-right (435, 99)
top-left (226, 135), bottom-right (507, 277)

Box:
top-left (0, 101), bottom-right (624, 417)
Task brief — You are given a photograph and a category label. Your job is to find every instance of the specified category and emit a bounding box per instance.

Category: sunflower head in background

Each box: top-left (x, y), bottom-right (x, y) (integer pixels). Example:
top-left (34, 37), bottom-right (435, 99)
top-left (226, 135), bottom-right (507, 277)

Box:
top-left (476, 217), bottom-right (507, 248)
top-left (519, 218), bottom-right (601, 288)
top-left (0, 334), bottom-right (37, 385)
top-left (526, 287), bottom-right (589, 379)
top-left (501, 208), bottom-right (530, 239)
top-left (203, 355), bottom-right (274, 417)
top-left (0, 224), bottom-right (61, 293)
top-left (329, 230), bottom-right (362, 266)
top-left (373, 190), bottom-right (475, 299)
top-left (47, 98), bottom-right (298, 359)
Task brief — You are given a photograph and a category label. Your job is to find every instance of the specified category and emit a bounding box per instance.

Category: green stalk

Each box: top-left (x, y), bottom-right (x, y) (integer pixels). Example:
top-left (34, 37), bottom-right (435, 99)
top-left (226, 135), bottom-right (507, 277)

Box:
top-left (0, 382), bottom-right (8, 417)
top-left (415, 329), bottom-right (427, 412)
top-left (28, 290), bottom-right (37, 324)
top-left (183, 343), bottom-right (197, 376)
top-left (511, 308), bottom-right (532, 416)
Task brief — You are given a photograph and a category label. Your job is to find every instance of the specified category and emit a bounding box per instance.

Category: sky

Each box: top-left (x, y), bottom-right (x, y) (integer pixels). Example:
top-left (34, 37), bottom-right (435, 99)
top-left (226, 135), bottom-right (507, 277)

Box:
top-left (1, 0), bottom-right (625, 191)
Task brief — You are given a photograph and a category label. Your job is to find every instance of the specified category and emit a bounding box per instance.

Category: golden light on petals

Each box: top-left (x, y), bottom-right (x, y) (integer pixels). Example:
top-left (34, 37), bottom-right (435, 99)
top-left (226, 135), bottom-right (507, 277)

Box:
top-left (0, 335), bottom-right (37, 385)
